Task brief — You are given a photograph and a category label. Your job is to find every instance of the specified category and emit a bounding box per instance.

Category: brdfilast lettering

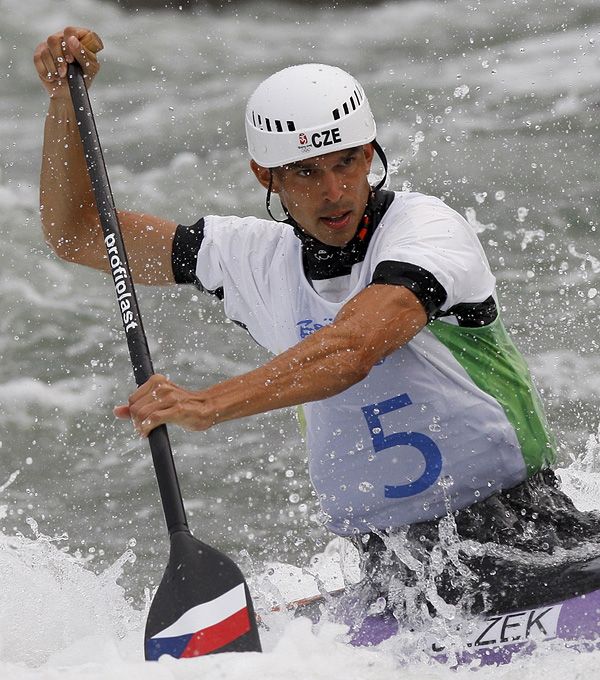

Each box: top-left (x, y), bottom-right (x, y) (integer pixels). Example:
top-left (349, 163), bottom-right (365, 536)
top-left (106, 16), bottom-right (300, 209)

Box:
top-left (104, 233), bottom-right (138, 332)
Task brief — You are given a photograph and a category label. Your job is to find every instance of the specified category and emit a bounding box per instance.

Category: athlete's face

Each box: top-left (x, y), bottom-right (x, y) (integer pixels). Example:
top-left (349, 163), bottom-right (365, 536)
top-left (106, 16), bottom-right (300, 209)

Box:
top-left (251, 145), bottom-right (375, 247)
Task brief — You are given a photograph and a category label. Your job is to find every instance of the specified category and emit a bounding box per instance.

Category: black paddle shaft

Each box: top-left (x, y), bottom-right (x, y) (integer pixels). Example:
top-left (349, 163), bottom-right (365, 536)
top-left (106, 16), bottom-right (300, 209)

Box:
top-left (67, 62), bottom-right (188, 536)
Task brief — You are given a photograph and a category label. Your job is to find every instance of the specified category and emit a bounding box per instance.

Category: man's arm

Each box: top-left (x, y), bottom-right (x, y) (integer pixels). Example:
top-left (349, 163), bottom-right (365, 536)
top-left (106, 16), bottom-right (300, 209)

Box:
top-left (35, 26), bottom-right (178, 285)
top-left (115, 283), bottom-right (428, 436)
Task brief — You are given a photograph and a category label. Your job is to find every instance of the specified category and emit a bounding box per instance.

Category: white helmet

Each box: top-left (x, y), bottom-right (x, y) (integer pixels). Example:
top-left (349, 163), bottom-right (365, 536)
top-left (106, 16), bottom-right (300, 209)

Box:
top-left (245, 63), bottom-right (377, 168)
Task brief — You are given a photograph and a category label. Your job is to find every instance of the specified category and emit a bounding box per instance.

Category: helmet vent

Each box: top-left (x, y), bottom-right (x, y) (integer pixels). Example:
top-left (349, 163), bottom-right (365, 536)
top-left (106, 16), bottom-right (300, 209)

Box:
top-left (332, 87), bottom-right (364, 121)
top-left (251, 110), bottom-right (296, 133)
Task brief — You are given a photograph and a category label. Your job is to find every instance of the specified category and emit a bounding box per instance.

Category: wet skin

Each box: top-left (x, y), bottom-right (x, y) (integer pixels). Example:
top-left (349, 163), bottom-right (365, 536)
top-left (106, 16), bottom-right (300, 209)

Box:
top-left (251, 144), bottom-right (375, 247)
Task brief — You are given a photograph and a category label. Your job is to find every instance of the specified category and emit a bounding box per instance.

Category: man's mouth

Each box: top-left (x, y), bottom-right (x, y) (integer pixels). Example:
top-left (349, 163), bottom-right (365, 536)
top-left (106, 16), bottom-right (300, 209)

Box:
top-left (320, 211), bottom-right (353, 230)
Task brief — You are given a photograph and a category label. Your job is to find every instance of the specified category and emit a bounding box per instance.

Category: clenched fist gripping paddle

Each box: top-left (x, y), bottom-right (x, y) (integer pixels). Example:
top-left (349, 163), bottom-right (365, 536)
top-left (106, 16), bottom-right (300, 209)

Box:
top-left (67, 61), bottom-right (261, 660)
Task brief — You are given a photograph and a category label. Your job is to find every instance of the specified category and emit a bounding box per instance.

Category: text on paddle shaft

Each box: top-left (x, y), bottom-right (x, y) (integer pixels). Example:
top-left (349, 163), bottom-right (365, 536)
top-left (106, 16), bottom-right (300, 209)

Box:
top-left (104, 233), bottom-right (138, 332)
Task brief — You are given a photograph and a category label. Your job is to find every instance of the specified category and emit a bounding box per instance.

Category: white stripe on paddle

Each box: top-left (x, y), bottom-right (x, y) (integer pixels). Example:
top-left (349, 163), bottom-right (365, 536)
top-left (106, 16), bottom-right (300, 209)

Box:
top-left (152, 583), bottom-right (248, 639)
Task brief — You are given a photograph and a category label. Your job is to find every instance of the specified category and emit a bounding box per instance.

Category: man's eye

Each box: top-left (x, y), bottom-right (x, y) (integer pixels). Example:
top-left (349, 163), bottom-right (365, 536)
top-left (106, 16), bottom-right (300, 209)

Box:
top-left (298, 168), bottom-right (313, 177)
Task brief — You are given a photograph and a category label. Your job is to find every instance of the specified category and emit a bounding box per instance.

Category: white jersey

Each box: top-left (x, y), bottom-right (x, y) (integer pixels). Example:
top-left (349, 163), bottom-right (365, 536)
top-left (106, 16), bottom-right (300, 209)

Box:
top-left (188, 191), bottom-right (555, 535)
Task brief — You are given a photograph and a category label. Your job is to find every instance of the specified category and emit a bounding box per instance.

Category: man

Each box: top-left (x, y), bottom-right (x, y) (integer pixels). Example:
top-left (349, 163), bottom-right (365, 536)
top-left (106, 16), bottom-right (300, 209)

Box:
top-left (34, 27), bottom-right (598, 616)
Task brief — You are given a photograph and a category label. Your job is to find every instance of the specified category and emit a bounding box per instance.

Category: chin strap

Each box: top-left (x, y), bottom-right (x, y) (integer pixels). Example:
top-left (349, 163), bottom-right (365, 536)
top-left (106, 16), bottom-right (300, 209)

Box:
top-left (266, 170), bottom-right (290, 223)
top-left (372, 139), bottom-right (388, 191)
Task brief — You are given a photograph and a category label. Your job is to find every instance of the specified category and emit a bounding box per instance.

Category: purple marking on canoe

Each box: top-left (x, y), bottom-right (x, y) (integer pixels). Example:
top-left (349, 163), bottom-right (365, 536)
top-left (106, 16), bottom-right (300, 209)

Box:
top-left (343, 587), bottom-right (600, 666)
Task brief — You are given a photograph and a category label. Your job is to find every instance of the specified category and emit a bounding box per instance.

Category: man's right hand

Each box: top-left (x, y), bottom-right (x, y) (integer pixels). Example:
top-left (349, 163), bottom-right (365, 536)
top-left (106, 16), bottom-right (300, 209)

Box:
top-left (36, 26), bottom-right (178, 284)
top-left (33, 27), bottom-right (104, 99)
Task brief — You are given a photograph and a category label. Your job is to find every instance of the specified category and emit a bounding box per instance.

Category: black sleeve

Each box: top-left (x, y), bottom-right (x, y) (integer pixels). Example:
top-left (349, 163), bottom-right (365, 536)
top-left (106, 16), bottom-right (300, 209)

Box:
top-left (171, 219), bottom-right (205, 285)
top-left (370, 260), bottom-right (447, 320)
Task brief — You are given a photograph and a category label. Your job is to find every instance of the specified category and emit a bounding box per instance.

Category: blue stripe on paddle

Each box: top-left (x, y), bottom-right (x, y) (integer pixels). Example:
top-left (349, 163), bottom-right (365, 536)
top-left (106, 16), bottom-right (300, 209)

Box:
top-left (145, 633), bottom-right (193, 660)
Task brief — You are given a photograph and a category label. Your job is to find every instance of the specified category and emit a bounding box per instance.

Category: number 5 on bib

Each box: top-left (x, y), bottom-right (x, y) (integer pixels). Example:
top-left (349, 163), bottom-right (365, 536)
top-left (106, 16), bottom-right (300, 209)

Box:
top-left (362, 394), bottom-right (443, 498)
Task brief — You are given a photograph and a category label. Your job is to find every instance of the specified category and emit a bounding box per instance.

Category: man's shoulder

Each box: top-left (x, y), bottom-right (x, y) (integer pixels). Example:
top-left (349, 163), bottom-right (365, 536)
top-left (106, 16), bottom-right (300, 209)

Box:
top-left (381, 191), bottom-right (473, 238)
top-left (386, 191), bottom-right (459, 217)
top-left (204, 214), bottom-right (295, 248)
top-left (206, 213), bottom-right (289, 232)
top-left (195, 214), bottom-right (300, 279)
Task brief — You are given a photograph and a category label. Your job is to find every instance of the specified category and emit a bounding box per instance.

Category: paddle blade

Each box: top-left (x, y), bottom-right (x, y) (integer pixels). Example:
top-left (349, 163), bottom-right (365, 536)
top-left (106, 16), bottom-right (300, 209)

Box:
top-left (144, 531), bottom-right (262, 660)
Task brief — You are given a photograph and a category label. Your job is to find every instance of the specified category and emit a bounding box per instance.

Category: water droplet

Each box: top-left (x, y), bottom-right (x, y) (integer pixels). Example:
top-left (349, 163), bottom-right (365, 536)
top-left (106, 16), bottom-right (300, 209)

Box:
top-left (453, 84), bottom-right (470, 99)
top-left (359, 481), bottom-right (374, 493)
top-left (439, 474), bottom-right (454, 489)
top-left (368, 597), bottom-right (387, 615)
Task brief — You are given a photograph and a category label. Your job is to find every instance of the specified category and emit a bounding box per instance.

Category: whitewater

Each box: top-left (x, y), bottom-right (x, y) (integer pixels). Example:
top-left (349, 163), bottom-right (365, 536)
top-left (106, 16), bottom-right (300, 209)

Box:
top-left (2, 0), bottom-right (600, 676)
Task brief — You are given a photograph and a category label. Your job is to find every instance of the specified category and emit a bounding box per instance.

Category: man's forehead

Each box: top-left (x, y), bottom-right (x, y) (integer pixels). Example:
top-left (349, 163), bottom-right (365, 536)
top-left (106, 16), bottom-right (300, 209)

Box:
top-left (282, 146), bottom-right (361, 170)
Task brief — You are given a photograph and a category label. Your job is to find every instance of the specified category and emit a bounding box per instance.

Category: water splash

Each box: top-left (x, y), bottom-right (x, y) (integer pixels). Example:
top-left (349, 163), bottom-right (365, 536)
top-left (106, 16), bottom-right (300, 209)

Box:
top-left (557, 424), bottom-right (600, 512)
top-left (464, 207), bottom-right (496, 233)
top-left (568, 244), bottom-right (600, 274)
top-left (0, 469), bottom-right (20, 495)
top-left (518, 227), bottom-right (545, 250)
top-left (0, 525), bottom-right (143, 667)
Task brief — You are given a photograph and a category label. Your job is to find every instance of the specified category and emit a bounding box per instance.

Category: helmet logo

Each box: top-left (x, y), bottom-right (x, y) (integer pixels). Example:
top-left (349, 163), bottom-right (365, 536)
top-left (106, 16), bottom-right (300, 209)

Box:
top-left (297, 127), bottom-right (342, 155)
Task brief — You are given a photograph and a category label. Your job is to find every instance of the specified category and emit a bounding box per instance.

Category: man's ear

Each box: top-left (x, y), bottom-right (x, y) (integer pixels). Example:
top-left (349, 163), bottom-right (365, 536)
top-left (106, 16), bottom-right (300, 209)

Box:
top-left (364, 143), bottom-right (375, 169)
top-left (250, 160), bottom-right (278, 192)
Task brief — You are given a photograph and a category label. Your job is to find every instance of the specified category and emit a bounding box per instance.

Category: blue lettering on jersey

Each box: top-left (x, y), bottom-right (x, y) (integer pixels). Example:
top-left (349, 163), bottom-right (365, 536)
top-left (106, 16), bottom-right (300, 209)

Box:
top-left (297, 318), bottom-right (387, 364)
top-left (296, 318), bottom-right (334, 339)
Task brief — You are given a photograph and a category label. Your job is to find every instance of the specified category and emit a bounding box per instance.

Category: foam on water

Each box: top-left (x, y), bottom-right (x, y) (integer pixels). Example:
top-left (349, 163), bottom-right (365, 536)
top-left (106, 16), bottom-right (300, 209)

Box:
top-left (2, 453), bottom-right (600, 679)
top-left (3, 0), bottom-right (600, 676)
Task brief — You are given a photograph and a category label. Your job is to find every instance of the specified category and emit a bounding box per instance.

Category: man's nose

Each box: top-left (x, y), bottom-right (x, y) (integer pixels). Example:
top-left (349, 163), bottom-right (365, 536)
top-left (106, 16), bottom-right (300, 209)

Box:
top-left (321, 171), bottom-right (345, 202)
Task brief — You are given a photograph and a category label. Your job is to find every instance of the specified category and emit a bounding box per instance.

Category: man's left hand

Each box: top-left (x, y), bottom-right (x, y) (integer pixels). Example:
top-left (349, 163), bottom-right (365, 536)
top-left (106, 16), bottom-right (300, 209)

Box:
top-left (114, 374), bottom-right (216, 437)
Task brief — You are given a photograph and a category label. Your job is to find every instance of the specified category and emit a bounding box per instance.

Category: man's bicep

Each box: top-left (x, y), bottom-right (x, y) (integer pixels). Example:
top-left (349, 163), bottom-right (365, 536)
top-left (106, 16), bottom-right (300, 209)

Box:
top-left (118, 210), bottom-right (179, 285)
top-left (335, 283), bottom-right (428, 362)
